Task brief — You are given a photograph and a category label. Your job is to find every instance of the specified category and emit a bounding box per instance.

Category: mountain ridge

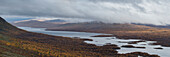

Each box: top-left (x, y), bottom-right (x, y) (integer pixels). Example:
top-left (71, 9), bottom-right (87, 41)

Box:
top-left (0, 17), bottom-right (20, 33)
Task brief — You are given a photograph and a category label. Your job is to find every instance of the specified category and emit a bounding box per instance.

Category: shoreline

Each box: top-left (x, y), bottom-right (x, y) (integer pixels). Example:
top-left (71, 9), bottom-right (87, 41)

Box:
top-left (46, 29), bottom-right (170, 47)
top-left (17, 27), bottom-right (161, 57)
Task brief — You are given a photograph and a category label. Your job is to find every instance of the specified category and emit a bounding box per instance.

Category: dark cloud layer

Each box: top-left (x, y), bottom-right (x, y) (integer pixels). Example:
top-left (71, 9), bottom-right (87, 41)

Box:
top-left (0, 0), bottom-right (170, 25)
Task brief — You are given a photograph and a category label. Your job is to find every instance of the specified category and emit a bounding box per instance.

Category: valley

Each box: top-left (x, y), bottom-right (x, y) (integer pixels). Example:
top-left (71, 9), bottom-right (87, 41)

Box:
top-left (1, 0), bottom-right (170, 57)
top-left (19, 27), bottom-right (170, 57)
top-left (0, 17), bottom-right (161, 57)
top-left (14, 20), bottom-right (170, 47)
top-left (9, 17), bottom-right (170, 57)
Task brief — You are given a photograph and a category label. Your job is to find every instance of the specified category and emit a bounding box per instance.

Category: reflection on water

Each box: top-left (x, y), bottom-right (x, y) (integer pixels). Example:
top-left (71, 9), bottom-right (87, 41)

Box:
top-left (18, 27), bottom-right (170, 57)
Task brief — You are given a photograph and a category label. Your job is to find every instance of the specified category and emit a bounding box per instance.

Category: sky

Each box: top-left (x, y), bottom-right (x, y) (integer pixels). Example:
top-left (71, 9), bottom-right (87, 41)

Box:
top-left (0, 0), bottom-right (170, 25)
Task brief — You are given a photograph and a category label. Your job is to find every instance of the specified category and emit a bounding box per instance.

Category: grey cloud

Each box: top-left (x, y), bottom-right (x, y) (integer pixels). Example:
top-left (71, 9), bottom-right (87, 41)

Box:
top-left (0, 0), bottom-right (170, 25)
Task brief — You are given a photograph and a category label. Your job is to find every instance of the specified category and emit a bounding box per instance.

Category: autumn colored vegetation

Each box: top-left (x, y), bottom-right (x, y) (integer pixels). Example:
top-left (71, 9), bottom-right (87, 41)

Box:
top-left (0, 17), bottom-right (160, 57)
top-left (44, 22), bottom-right (170, 47)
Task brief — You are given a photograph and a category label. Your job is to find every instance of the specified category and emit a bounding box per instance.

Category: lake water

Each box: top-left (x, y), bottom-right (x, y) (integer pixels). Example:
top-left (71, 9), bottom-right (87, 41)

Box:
top-left (18, 27), bottom-right (170, 57)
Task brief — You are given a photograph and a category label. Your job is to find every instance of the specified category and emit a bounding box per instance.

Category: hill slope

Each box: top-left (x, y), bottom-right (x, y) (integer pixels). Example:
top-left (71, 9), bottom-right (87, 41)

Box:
top-left (13, 20), bottom-right (59, 28)
top-left (0, 17), bottom-right (19, 32)
top-left (132, 23), bottom-right (170, 29)
top-left (46, 22), bottom-right (156, 33)
top-left (13, 19), bottom-right (67, 28)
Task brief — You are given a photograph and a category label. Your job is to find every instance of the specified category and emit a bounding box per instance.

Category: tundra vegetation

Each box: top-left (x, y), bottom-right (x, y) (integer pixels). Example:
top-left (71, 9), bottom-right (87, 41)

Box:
top-left (0, 17), bottom-right (160, 57)
top-left (44, 22), bottom-right (170, 47)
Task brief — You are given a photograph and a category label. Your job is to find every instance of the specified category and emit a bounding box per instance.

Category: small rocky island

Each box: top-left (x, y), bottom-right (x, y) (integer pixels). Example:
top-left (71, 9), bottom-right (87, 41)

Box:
top-left (121, 45), bottom-right (146, 49)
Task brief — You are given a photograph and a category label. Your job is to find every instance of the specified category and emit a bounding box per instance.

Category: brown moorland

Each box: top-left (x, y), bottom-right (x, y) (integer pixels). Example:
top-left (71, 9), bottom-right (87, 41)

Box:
top-left (45, 22), bottom-right (170, 47)
top-left (0, 17), bottom-right (160, 57)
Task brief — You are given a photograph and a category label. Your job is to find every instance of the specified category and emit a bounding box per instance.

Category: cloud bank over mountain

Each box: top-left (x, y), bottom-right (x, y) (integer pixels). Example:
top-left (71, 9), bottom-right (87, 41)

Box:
top-left (0, 0), bottom-right (170, 25)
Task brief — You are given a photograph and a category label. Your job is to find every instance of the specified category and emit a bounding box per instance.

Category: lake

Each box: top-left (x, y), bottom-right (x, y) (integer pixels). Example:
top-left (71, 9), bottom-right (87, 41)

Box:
top-left (18, 27), bottom-right (170, 57)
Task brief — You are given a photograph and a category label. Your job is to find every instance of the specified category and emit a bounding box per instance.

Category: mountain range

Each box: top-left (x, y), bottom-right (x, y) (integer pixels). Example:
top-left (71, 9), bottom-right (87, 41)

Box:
top-left (132, 23), bottom-right (170, 29)
top-left (13, 19), bottom-right (67, 28)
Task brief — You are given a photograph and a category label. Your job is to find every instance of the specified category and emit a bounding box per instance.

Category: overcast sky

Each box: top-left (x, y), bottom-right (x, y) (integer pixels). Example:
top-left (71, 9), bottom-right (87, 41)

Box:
top-left (0, 0), bottom-right (170, 25)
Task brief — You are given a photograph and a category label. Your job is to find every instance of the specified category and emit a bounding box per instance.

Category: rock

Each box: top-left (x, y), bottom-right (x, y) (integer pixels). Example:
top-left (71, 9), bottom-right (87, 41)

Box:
top-left (118, 41), bottom-right (129, 43)
top-left (128, 40), bottom-right (145, 44)
top-left (154, 47), bottom-right (163, 49)
top-left (73, 37), bottom-right (80, 39)
top-left (91, 35), bottom-right (114, 37)
top-left (105, 43), bottom-right (112, 45)
top-left (121, 45), bottom-right (135, 48)
top-left (121, 45), bottom-right (146, 49)
top-left (135, 47), bottom-right (146, 49)
top-left (81, 39), bottom-right (93, 41)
